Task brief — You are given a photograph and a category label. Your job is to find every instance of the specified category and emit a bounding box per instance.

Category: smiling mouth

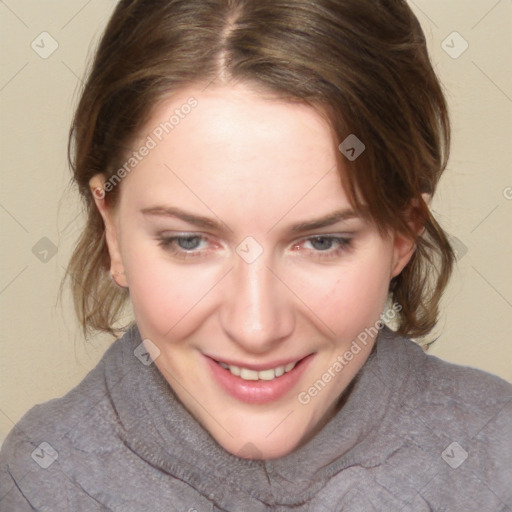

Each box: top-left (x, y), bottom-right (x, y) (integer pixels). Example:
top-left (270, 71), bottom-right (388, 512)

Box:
top-left (207, 353), bottom-right (315, 404)
top-left (215, 360), bottom-right (300, 381)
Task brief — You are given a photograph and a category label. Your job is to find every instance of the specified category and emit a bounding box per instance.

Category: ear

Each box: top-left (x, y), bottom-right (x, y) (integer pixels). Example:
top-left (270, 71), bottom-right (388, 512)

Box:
top-left (390, 193), bottom-right (430, 279)
top-left (89, 175), bottom-right (128, 288)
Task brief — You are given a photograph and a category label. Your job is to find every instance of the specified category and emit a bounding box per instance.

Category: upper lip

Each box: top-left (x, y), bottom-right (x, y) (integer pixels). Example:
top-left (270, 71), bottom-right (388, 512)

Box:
top-left (205, 354), bottom-right (312, 371)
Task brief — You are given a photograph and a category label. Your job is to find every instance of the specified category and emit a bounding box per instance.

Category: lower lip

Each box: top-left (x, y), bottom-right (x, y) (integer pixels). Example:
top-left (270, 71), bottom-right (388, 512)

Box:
top-left (205, 354), bottom-right (315, 404)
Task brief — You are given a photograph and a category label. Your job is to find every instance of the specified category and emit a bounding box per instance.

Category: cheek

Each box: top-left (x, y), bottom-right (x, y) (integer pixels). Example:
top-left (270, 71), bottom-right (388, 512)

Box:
top-left (121, 240), bottom-right (216, 337)
top-left (291, 251), bottom-right (392, 337)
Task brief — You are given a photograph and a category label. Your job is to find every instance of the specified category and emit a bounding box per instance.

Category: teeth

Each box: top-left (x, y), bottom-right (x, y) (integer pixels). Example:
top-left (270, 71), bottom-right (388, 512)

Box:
top-left (284, 362), bottom-right (295, 372)
top-left (229, 365), bottom-right (240, 377)
top-left (240, 368), bottom-right (259, 380)
top-left (258, 369), bottom-right (276, 381)
top-left (218, 360), bottom-right (298, 380)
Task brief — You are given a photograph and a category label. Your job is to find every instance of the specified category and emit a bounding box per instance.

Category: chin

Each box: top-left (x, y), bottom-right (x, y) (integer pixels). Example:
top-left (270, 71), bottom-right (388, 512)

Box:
top-left (225, 436), bottom-right (300, 460)
top-left (210, 415), bottom-right (311, 460)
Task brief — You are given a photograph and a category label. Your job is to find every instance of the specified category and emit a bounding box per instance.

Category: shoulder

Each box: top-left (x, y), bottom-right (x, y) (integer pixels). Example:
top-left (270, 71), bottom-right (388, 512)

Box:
top-left (377, 330), bottom-right (512, 509)
top-left (0, 330), bottom-right (133, 510)
top-left (386, 330), bottom-right (512, 439)
top-left (392, 331), bottom-right (512, 416)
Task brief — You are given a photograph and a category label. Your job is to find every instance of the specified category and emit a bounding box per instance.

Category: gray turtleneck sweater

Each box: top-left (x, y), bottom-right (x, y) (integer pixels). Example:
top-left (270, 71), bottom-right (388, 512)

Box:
top-left (1, 326), bottom-right (511, 511)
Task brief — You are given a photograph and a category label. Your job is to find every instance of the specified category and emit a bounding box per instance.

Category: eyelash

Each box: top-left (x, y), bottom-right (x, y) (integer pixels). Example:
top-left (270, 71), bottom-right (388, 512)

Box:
top-left (158, 235), bottom-right (209, 260)
top-left (157, 234), bottom-right (353, 261)
top-left (299, 236), bottom-right (352, 256)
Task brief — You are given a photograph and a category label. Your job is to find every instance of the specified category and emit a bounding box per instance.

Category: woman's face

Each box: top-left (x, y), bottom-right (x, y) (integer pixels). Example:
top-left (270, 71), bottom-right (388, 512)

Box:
top-left (92, 82), bottom-right (414, 459)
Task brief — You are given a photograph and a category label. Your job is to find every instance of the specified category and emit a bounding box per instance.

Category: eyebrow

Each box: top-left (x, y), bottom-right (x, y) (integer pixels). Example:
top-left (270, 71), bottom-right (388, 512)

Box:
top-left (287, 208), bottom-right (365, 233)
top-left (141, 206), bottom-right (365, 233)
top-left (141, 206), bottom-right (225, 230)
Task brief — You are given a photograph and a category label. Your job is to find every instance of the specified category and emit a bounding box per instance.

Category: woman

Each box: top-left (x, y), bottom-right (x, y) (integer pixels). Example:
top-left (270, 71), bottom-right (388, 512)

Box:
top-left (1, 0), bottom-right (511, 510)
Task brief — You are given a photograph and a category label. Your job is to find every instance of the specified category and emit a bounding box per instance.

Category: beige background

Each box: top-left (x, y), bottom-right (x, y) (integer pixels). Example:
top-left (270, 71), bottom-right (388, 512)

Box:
top-left (1, 0), bottom-right (511, 445)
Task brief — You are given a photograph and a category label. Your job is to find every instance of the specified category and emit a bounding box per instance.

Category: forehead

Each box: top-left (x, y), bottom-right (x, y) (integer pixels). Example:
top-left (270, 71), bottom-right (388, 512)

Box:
top-left (119, 82), bottom-right (353, 227)
top-left (140, 82), bottom-right (335, 160)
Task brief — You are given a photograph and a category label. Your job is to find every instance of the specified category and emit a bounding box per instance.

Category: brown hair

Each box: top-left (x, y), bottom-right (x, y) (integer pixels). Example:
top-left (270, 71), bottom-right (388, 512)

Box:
top-left (65, 0), bottom-right (454, 341)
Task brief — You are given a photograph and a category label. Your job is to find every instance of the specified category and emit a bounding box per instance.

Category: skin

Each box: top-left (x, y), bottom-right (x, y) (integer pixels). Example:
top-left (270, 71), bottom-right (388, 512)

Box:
top-left (90, 82), bottom-right (417, 460)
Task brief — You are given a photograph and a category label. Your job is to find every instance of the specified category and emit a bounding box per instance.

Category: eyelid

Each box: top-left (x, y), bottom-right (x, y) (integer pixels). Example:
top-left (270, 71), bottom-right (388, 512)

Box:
top-left (157, 232), bottom-right (355, 260)
top-left (294, 234), bottom-right (352, 247)
top-left (159, 232), bottom-right (214, 247)
top-left (159, 232), bottom-right (214, 244)
top-left (159, 231), bottom-right (353, 245)
top-left (157, 233), bottom-right (213, 261)
top-left (291, 231), bottom-right (354, 245)
top-left (288, 233), bottom-right (354, 257)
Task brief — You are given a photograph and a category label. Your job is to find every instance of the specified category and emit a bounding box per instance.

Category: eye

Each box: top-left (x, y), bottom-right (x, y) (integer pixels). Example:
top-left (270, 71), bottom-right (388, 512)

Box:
top-left (174, 235), bottom-right (203, 250)
top-left (294, 235), bottom-right (352, 259)
top-left (306, 236), bottom-right (343, 251)
top-left (158, 234), bottom-right (210, 260)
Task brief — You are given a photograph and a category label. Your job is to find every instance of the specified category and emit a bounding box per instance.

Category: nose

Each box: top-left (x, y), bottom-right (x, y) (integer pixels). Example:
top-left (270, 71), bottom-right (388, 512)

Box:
top-left (219, 253), bottom-right (295, 354)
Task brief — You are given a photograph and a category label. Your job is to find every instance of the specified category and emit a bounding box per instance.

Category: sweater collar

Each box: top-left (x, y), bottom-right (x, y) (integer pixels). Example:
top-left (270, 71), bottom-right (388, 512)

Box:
top-left (108, 325), bottom-right (415, 508)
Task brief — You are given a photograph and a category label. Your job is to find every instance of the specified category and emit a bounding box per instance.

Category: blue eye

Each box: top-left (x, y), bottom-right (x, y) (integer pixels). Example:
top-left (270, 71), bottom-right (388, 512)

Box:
top-left (158, 234), bottom-right (208, 260)
top-left (301, 235), bottom-right (352, 258)
top-left (306, 235), bottom-right (351, 250)
top-left (307, 236), bottom-right (344, 251)
top-left (157, 233), bottom-right (353, 262)
top-left (175, 235), bottom-right (202, 250)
